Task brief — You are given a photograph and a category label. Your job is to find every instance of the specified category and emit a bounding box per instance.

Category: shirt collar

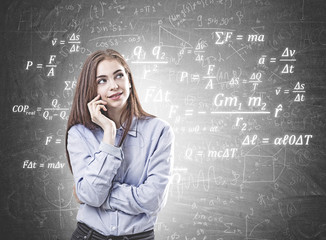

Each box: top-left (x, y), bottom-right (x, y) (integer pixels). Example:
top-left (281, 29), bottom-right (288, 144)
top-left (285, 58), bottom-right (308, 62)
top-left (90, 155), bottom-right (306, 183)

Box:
top-left (118, 116), bottom-right (138, 137)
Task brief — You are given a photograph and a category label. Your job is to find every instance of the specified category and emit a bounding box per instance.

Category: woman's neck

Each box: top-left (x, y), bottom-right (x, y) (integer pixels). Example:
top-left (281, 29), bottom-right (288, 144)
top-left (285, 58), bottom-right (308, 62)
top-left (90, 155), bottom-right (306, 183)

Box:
top-left (107, 109), bottom-right (122, 128)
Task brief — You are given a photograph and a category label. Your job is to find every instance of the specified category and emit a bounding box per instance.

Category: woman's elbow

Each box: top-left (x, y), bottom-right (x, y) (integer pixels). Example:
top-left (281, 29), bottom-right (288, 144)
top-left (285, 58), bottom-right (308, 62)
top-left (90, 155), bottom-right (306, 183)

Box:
top-left (76, 183), bottom-right (109, 207)
top-left (137, 188), bottom-right (169, 215)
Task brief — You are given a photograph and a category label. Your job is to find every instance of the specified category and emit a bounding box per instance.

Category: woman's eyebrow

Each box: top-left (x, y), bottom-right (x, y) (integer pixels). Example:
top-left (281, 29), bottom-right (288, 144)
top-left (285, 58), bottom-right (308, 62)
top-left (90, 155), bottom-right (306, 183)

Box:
top-left (113, 69), bottom-right (123, 75)
top-left (96, 69), bottom-right (123, 78)
top-left (96, 74), bottom-right (107, 79)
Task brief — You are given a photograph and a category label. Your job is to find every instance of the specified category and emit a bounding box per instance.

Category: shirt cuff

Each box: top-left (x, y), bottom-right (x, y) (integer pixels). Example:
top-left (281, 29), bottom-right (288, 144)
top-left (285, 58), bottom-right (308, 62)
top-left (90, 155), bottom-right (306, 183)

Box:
top-left (99, 141), bottom-right (124, 160)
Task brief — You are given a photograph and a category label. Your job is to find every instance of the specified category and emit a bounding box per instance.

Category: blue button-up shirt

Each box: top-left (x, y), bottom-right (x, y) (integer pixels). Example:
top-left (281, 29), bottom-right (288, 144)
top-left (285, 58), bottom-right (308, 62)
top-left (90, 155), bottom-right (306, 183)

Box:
top-left (67, 116), bottom-right (174, 236)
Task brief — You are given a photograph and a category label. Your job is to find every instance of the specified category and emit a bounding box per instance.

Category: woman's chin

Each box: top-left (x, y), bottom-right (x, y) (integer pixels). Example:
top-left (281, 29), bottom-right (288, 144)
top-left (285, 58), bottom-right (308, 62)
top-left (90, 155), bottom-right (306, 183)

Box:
top-left (107, 101), bottom-right (127, 111)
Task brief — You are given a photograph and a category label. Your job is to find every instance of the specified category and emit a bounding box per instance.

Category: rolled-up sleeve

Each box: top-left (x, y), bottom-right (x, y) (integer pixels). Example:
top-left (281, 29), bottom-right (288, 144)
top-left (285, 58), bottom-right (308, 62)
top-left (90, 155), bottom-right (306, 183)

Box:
top-left (67, 126), bottom-right (123, 207)
top-left (103, 125), bottom-right (174, 215)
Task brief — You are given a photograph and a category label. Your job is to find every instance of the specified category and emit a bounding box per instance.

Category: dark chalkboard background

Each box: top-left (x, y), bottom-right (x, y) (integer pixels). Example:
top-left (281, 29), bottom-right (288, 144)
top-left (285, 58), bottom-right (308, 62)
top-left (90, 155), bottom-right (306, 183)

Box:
top-left (1, 0), bottom-right (326, 239)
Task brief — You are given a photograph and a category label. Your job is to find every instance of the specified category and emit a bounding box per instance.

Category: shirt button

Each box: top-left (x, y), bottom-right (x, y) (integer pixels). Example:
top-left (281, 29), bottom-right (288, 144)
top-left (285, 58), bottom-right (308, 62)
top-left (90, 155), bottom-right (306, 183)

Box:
top-left (111, 226), bottom-right (116, 231)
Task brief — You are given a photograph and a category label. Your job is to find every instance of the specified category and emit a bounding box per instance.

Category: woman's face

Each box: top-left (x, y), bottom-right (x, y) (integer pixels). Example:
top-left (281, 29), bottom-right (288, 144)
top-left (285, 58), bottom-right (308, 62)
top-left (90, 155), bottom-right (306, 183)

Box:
top-left (96, 59), bottom-right (131, 113)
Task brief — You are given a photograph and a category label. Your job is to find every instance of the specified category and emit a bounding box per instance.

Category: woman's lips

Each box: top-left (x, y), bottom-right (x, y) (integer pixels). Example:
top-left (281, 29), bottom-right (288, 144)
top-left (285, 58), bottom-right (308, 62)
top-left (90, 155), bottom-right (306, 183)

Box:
top-left (108, 92), bottom-right (122, 99)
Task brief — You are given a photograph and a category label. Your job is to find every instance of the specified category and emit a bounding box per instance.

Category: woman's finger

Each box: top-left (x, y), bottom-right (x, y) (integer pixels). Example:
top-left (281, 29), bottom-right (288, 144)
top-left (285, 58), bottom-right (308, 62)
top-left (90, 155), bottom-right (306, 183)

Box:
top-left (95, 104), bottom-right (107, 112)
top-left (88, 95), bottom-right (100, 105)
top-left (93, 94), bottom-right (101, 101)
top-left (88, 99), bottom-right (106, 113)
top-left (93, 100), bottom-right (107, 105)
top-left (91, 94), bottom-right (100, 102)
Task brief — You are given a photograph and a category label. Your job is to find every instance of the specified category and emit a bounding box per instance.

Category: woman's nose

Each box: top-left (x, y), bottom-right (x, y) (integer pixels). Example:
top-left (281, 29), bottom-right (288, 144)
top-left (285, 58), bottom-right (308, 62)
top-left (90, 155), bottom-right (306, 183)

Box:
top-left (108, 79), bottom-right (118, 90)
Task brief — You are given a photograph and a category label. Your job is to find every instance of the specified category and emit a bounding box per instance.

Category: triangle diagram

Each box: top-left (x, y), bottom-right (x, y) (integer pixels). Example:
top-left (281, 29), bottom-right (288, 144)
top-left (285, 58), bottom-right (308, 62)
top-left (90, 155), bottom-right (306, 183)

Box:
top-left (159, 26), bottom-right (192, 49)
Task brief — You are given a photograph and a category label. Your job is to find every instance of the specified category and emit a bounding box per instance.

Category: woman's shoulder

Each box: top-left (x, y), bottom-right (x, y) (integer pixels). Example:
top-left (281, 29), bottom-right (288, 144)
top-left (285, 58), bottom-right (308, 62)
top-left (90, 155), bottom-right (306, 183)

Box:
top-left (68, 124), bottom-right (100, 137)
top-left (137, 116), bottom-right (174, 139)
top-left (138, 116), bottom-right (171, 129)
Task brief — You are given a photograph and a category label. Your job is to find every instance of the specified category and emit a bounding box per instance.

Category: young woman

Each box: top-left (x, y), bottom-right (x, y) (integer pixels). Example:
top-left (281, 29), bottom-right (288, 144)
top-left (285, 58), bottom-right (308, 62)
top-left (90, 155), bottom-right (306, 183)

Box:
top-left (65, 49), bottom-right (174, 240)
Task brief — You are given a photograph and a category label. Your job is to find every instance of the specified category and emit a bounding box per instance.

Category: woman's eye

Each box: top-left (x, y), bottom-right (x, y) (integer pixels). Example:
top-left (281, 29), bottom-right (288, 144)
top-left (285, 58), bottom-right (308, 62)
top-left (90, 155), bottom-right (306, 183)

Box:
top-left (115, 73), bottom-right (124, 79)
top-left (97, 79), bottom-right (106, 84)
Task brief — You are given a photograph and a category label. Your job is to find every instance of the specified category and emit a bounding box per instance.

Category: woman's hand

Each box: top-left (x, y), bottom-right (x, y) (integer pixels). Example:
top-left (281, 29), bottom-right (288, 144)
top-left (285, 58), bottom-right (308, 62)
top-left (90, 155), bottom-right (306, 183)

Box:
top-left (73, 184), bottom-right (83, 204)
top-left (87, 95), bottom-right (116, 145)
top-left (87, 95), bottom-right (111, 129)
